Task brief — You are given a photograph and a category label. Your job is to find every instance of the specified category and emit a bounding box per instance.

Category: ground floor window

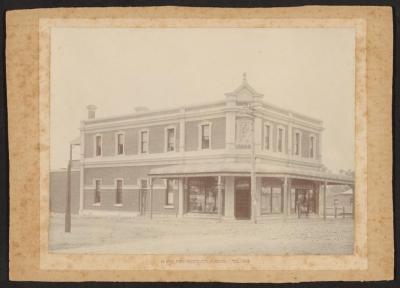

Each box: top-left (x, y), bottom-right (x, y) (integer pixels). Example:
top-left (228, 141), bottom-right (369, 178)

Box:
top-left (260, 178), bottom-right (283, 214)
top-left (187, 177), bottom-right (219, 213)
top-left (116, 179), bottom-right (123, 205)
top-left (165, 179), bottom-right (177, 206)
top-left (94, 179), bottom-right (101, 204)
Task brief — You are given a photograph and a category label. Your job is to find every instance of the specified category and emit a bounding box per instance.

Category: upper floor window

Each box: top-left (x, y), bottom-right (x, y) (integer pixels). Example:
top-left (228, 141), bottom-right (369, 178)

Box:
top-left (95, 135), bottom-right (102, 156)
top-left (116, 132), bottom-right (125, 155)
top-left (140, 130), bottom-right (149, 154)
top-left (264, 124), bottom-right (272, 151)
top-left (166, 127), bottom-right (176, 152)
top-left (200, 123), bottom-right (210, 149)
top-left (294, 131), bottom-right (301, 156)
top-left (277, 127), bottom-right (285, 153)
top-left (115, 179), bottom-right (123, 205)
top-left (309, 135), bottom-right (316, 158)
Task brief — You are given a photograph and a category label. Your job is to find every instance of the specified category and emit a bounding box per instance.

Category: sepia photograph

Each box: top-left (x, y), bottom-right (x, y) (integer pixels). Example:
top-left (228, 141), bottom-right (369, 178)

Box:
top-left (5, 6), bottom-right (394, 282)
top-left (48, 26), bottom-right (356, 255)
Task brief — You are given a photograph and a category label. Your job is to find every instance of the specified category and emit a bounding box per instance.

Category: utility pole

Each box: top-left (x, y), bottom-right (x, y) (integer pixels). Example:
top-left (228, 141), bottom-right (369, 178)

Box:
top-left (65, 142), bottom-right (80, 233)
top-left (65, 144), bottom-right (72, 233)
top-left (248, 104), bottom-right (257, 224)
top-left (239, 102), bottom-right (258, 223)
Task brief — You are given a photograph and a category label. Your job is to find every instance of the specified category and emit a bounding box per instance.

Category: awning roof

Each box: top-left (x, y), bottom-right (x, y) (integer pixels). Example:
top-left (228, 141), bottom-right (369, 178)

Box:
top-left (335, 189), bottom-right (354, 196)
top-left (148, 163), bottom-right (354, 185)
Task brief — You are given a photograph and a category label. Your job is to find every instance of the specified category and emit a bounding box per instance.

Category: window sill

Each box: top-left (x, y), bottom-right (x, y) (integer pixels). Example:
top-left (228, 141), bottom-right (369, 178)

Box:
top-left (93, 203), bottom-right (101, 206)
top-left (164, 205), bottom-right (174, 209)
top-left (114, 204), bottom-right (123, 207)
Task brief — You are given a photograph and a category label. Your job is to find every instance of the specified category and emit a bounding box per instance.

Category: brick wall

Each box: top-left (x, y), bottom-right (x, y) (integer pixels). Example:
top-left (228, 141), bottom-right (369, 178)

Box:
top-left (84, 165), bottom-right (170, 186)
top-left (185, 117), bottom-right (226, 151)
top-left (292, 127), bottom-right (320, 158)
top-left (261, 119), bottom-right (289, 153)
top-left (83, 165), bottom-right (179, 214)
top-left (49, 170), bottom-right (80, 214)
top-left (84, 122), bottom-right (180, 158)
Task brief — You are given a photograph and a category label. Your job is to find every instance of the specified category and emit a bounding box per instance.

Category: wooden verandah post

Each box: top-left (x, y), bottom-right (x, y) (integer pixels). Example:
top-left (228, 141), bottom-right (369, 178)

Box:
top-left (149, 177), bottom-right (153, 219)
top-left (283, 176), bottom-right (288, 216)
top-left (323, 180), bottom-right (327, 221)
top-left (218, 176), bottom-right (222, 221)
top-left (350, 184), bottom-right (355, 219)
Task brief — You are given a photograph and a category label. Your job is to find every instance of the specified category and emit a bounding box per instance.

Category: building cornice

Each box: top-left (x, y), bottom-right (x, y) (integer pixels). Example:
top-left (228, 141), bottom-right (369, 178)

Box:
top-left (82, 149), bottom-right (322, 169)
top-left (81, 108), bottom-right (226, 133)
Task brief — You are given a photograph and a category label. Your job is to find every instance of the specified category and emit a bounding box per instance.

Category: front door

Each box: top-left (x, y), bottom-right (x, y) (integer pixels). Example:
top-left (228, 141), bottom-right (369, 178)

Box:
top-left (234, 177), bottom-right (251, 219)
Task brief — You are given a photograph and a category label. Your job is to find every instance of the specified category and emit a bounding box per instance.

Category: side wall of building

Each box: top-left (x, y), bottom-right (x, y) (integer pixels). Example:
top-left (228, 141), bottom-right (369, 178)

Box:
top-left (83, 165), bottom-right (179, 214)
top-left (84, 122), bottom-right (181, 158)
top-left (50, 170), bottom-right (80, 214)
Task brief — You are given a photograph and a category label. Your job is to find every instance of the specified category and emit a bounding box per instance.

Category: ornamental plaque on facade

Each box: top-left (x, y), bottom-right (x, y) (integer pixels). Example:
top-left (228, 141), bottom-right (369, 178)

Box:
top-left (235, 118), bottom-right (252, 149)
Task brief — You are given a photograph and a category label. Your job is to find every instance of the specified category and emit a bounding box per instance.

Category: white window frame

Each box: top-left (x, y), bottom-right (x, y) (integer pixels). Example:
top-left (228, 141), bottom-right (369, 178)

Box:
top-left (165, 179), bottom-right (176, 207)
top-left (115, 131), bottom-right (125, 156)
top-left (276, 125), bottom-right (286, 154)
top-left (93, 178), bottom-right (102, 206)
top-left (114, 178), bottom-right (124, 206)
top-left (198, 121), bottom-right (212, 150)
top-left (309, 134), bottom-right (317, 159)
top-left (263, 122), bottom-right (273, 151)
top-left (93, 133), bottom-right (102, 157)
top-left (164, 126), bottom-right (177, 153)
top-left (294, 129), bottom-right (302, 156)
top-left (138, 128), bottom-right (150, 154)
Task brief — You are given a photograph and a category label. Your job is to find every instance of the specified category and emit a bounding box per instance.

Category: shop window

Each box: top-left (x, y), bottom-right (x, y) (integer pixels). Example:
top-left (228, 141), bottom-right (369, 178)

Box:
top-left (293, 188), bottom-right (318, 215)
top-left (260, 179), bottom-right (283, 214)
top-left (187, 177), bottom-right (219, 213)
top-left (165, 179), bottom-right (176, 206)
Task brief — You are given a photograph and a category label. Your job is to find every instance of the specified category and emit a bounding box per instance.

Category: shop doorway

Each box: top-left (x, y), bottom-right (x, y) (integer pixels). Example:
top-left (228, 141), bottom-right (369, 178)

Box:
top-left (234, 177), bottom-right (251, 219)
top-left (294, 188), bottom-right (318, 217)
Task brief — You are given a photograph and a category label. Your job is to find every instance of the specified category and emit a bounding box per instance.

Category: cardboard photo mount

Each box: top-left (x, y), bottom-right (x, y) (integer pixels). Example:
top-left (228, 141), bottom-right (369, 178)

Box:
top-left (6, 6), bottom-right (393, 282)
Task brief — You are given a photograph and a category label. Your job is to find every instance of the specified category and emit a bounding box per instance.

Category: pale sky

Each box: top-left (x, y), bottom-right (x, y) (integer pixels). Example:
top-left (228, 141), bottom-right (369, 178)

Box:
top-left (50, 27), bottom-right (355, 172)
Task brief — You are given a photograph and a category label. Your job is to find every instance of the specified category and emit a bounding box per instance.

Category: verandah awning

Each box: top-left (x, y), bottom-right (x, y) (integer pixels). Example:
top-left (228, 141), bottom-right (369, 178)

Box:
top-left (148, 163), bottom-right (354, 185)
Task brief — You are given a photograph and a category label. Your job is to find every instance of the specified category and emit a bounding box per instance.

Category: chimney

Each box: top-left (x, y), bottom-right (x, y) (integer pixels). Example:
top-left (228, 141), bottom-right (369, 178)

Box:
top-left (86, 105), bottom-right (98, 119)
top-left (134, 106), bottom-right (149, 113)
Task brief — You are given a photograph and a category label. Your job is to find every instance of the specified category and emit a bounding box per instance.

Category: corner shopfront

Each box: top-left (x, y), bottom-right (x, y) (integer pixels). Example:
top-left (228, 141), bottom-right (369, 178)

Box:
top-left (147, 164), bottom-right (354, 220)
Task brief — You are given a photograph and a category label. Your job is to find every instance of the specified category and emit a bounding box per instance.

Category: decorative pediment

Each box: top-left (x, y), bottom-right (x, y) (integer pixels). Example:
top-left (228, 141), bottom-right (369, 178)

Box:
top-left (225, 73), bottom-right (264, 104)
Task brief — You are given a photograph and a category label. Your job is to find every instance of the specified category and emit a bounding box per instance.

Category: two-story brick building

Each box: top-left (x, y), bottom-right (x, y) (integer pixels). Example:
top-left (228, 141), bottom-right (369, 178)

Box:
top-left (57, 75), bottom-right (354, 220)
